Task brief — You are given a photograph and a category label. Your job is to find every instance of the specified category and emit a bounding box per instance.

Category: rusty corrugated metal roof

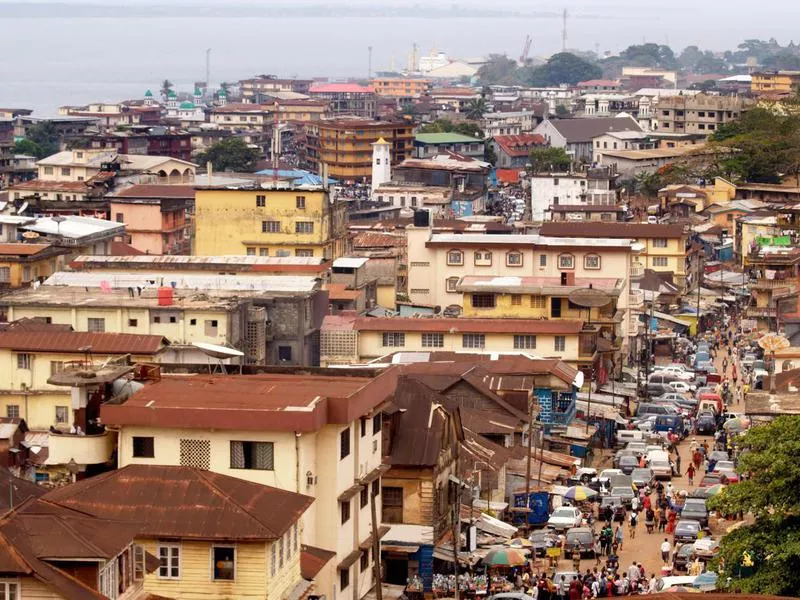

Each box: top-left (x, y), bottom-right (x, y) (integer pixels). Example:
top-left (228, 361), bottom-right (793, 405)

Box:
top-left (0, 331), bottom-right (168, 354)
top-left (44, 464), bottom-right (313, 541)
top-left (300, 545), bottom-right (336, 580)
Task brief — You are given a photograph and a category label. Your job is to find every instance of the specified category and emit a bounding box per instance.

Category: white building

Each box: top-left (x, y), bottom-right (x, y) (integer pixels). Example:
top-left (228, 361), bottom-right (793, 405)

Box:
top-left (530, 169), bottom-right (619, 221)
top-left (371, 138), bottom-right (391, 193)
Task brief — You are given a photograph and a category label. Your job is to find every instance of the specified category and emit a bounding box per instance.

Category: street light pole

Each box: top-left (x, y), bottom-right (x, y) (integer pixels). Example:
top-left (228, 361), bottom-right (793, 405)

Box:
top-left (696, 253), bottom-right (703, 335)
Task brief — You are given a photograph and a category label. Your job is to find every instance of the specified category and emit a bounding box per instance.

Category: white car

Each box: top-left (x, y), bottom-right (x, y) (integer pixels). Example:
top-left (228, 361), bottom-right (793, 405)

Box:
top-left (668, 381), bottom-right (696, 394)
top-left (653, 366), bottom-right (695, 381)
top-left (547, 506), bottom-right (583, 530)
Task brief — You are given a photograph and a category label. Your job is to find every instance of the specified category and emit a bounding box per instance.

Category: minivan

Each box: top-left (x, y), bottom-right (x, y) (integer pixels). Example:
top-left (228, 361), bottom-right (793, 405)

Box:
top-left (616, 430), bottom-right (644, 445)
top-left (637, 403), bottom-right (678, 417)
top-left (648, 373), bottom-right (681, 386)
top-left (654, 414), bottom-right (685, 434)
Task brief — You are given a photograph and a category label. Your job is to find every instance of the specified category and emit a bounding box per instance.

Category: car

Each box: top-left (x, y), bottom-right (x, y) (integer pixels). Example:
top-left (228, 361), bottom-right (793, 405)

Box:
top-left (626, 441), bottom-right (647, 455)
top-left (564, 527), bottom-right (596, 557)
top-left (610, 486), bottom-right (635, 507)
top-left (650, 459), bottom-right (673, 480)
top-left (631, 467), bottom-right (654, 488)
top-left (696, 413), bottom-right (717, 434)
top-left (613, 448), bottom-right (640, 467)
top-left (489, 594), bottom-right (537, 600)
top-left (654, 576), bottom-right (699, 593)
top-left (597, 468), bottom-right (623, 485)
top-left (649, 372), bottom-right (683, 385)
top-left (646, 384), bottom-right (675, 398)
top-left (528, 530), bottom-right (558, 557)
top-left (668, 381), bottom-right (696, 394)
top-left (548, 506), bottom-right (583, 530)
top-left (634, 416), bottom-right (657, 432)
top-left (553, 572), bottom-right (580, 589)
top-left (599, 496), bottom-right (626, 522)
top-left (713, 460), bottom-right (735, 472)
top-left (672, 542), bottom-right (695, 572)
top-left (673, 519), bottom-right (702, 543)
top-left (617, 455), bottom-right (640, 475)
top-left (741, 353), bottom-right (757, 369)
top-left (708, 450), bottom-right (729, 463)
top-left (692, 537), bottom-right (721, 560)
top-left (680, 499), bottom-right (709, 528)
top-left (689, 487), bottom-right (714, 500)
top-left (657, 392), bottom-right (696, 405)
top-left (653, 366), bottom-right (695, 381)
top-left (699, 473), bottom-right (723, 487)
top-left (715, 468), bottom-right (739, 483)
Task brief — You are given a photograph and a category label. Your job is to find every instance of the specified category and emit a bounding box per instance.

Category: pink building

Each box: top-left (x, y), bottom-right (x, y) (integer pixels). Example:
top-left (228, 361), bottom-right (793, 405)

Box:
top-left (109, 184), bottom-right (194, 255)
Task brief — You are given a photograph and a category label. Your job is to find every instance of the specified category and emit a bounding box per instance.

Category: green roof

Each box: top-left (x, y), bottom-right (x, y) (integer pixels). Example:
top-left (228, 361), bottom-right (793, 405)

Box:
top-left (144, 89), bottom-right (153, 97)
top-left (194, 88), bottom-right (202, 95)
top-left (179, 101), bottom-right (196, 109)
top-left (167, 90), bottom-right (177, 98)
top-left (218, 88), bottom-right (227, 97)
top-left (414, 132), bottom-right (483, 145)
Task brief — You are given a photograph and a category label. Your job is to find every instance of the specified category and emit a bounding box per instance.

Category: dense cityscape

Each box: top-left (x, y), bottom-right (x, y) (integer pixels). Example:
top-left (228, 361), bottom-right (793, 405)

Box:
top-left (0, 6), bottom-right (799, 600)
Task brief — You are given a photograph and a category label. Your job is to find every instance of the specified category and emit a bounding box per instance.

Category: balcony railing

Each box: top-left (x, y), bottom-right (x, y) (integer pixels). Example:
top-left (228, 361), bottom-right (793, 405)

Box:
top-left (47, 430), bottom-right (115, 466)
top-left (629, 289), bottom-right (645, 307)
top-left (630, 263), bottom-right (645, 278)
top-left (751, 277), bottom-right (799, 290)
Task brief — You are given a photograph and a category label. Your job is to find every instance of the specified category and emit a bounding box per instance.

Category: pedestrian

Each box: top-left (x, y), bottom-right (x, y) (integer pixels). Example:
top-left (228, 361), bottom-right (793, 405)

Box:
top-left (686, 463), bottom-right (696, 485)
top-left (675, 452), bottom-right (682, 473)
top-left (614, 525), bottom-right (623, 550)
top-left (557, 575), bottom-right (568, 600)
top-left (658, 508), bottom-right (668, 532)
top-left (631, 495), bottom-right (639, 512)
top-left (593, 538), bottom-right (602, 565)
top-left (628, 510), bottom-right (638, 539)
top-left (648, 574), bottom-right (658, 594)
top-left (660, 538), bottom-right (671, 564)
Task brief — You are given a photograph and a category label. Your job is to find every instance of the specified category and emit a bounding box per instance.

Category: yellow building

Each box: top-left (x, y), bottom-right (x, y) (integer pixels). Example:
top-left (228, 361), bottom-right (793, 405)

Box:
top-left (738, 216), bottom-right (780, 267)
top-left (0, 242), bottom-right (69, 289)
top-left (103, 372), bottom-right (393, 600)
top-left (304, 118), bottom-right (415, 180)
top-left (35, 149), bottom-right (196, 183)
top-left (0, 328), bottom-right (168, 429)
top-left (370, 77), bottom-right (431, 99)
top-left (658, 177), bottom-right (737, 212)
top-left (44, 464), bottom-right (316, 600)
top-left (751, 70), bottom-right (800, 95)
top-left (194, 186), bottom-right (348, 258)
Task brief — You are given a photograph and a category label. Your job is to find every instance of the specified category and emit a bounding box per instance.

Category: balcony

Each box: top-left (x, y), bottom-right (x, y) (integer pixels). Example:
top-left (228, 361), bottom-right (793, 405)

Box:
top-left (751, 277), bottom-right (799, 290)
top-left (630, 262), bottom-right (645, 278)
top-left (47, 430), bottom-right (115, 466)
top-left (629, 289), bottom-right (645, 308)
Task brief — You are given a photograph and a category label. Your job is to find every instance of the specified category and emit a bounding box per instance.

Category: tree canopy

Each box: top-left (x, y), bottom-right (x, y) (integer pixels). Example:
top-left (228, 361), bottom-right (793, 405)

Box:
top-left (16, 121), bottom-right (60, 158)
top-left (526, 53), bottom-right (602, 87)
top-left (418, 119), bottom-right (484, 139)
top-left (707, 416), bottom-right (800, 595)
top-left (618, 43), bottom-right (679, 69)
top-left (528, 147), bottom-right (571, 173)
top-left (196, 138), bottom-right (261, 172)
top-left (477, 54), bottom-right (520, 85)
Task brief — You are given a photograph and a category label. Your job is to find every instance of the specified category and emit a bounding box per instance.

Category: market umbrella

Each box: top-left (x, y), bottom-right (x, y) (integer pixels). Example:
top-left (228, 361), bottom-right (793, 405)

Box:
top-left (563, 485), bottom-right (597, 502)
top-left (705, 483), bottom-right (726, 496)
top-left (505, 537), bottom-right (534, 549)
top-left (483, 548), bottom-right (528, 567)
top-left (693, 571), bottom-right (719, 591)
top-left (723, 416), bottom-right (751, 432)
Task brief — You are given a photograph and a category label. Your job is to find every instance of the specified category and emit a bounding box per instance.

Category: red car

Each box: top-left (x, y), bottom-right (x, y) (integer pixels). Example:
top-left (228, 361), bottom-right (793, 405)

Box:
top-left (699, 473), bottom-right (722, 487)
top-left (715, 468), bottom-right (739, 484)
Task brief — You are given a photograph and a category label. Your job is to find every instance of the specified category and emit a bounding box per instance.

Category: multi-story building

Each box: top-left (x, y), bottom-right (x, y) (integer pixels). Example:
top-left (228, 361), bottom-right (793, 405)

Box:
top-left (0, 239), bottom-right (71, 289)
top-left (102, 371), bottom-right (393, 600)
top-left (109, 184), bottom-right (194, 255)
top-left (59, 101), bottom-right (162, 128)
top-left (428, 87), bottom-right (480, 113)
top-left (303, 118), bottom-right (415, 181)
top-left (533, 116), bottom-right (642, 163)
top-left (530, 167), bottom-right (619, 221)
top-left (539, 222), bottom-right (689, 290)
top-left (239, 76), bottom-right (314, 102)
top-left (652, 94), bottom-right (751, 136)
top-left (490, 134), bottom-right (547, 169)
top-left (308, 83), bottom-right (377, 118)
top-left (85, 128), bottom-right (194, 162)
top-left (414, 133), bottom-right (486, 160)
top-left (591, 130), bottom-right (655, 163)
top-left (0, 214), bottom-right (124, 260)
top-left (33, 149), bottom-right (196, 183)
top-left (751, 70), bottom-right (800, 95)
top-left (370, 77), bottom-right (431, 100)
top-left (482, 110), bottom-right (540, 137)
top-left (745, 245), bottom-right (800, 330)
top-left (194, 185), bottom-right (348, 259)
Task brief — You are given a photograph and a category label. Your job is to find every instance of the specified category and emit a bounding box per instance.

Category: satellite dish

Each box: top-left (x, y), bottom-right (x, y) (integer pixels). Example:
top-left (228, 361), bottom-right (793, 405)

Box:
top-left (568, 287), bottom-right (611, 308)
top-left (573, 371), bottom-right (585, 389)
top-left (192, 342), bottom-right (245, 359)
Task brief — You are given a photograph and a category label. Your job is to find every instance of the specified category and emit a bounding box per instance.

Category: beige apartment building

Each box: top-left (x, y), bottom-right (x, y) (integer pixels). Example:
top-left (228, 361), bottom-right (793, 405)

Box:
top-left (652, 94), bottom-right (751, 136)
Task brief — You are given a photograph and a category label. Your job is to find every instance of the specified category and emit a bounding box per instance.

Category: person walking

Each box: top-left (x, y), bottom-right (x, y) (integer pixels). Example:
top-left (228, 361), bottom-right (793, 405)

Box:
top-left (628, 510), bottom-right (638, 540)
top-left (660, 539), bottom-right (672, 564)
top-left (686, 463), bottom-right (696, 485)
top-left (593, 538), bottom-right (602, 566)
top-left (614, 525), bottom-right (623, 551)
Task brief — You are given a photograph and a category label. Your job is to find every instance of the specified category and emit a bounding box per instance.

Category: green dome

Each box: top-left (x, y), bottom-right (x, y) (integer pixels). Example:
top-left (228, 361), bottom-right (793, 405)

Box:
top-left (144, 89), bottom-right (153, 97)
top-left (218, 88), bottom-right (227, 97)
top-left (167, 90), bottom-right (177, 98)
top-left (179, 101), bottom-right (196, 109)
top-left (194, 88), bottom-right (202, 96)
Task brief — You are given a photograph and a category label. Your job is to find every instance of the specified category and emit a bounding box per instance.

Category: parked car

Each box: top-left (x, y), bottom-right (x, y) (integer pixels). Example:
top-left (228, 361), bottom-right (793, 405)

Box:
top-left (548, 506), bottom-right (583, 530)
top-left (638, 402), bottom-right (679, 417)
top-left (741, 353), bottom-right (757, 369)
top-left (715, 468), bottom-right (739, 483)
top-left (708, 450), bottom-right (729, 463)
top-left (634, 416), bottom-right (657, 432)
top-left (692, 537), bottom-right (721, 561)
top-left (613, 448), bottom-right (640, 468)
top-left (650, 459), bottom-right (673, 480)
top-left (668, 381), bottom-right (696, 394)
top-left (699, 473), bottom-right (723, 487)
top-left (528, 530), bottom-right (558, 557)
top-left (672, 543), bottom-right (695, 572)
top-left (597, 469), bottom-right (623, 485)
top-left (713, 460), bottom-right (735, 472)
top-left (565, 527), bottom-right (596, 557)
top-left (646, 384), bottom-right (675, 399)
top-left (599, 496), bottom-right (626, 522)
top-left (696, 412), bottom-right (717, 434)
top-left (680, 499), bottom-right (709, 528)
top-left (689, 487), bottom-right (714, 500)
top-left (610, 486), bottom-right (635, 508)
top-left (653, 366), bottom-right (695, 381)
top-left (673, 519), bottom-right (702, 543)
top-left (617, 455), bottom-right (639, 475)
top-left (657, 392), bottom-right (697, 406)
top-left (626, 441), bottom-right (647, 455)
top-left (631, 468), bottom-right (654, 489)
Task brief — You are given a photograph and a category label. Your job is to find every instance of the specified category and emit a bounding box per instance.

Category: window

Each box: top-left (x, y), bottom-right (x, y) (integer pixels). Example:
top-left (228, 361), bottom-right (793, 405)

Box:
top-left (128, 318), bottom-right (138, 327)
top-left (551, 298), bottom-right (562, 318)
top-left (179, 438), bottom-right (211, 470)
top-left (158, 544), bottom-right (180, 579)
top-left (295, 222), bottom-right (314, 234)
top-left (471, 294), bottom-right (495, 308)
top-left (340, 428), bottom-right (351, 459)
top-left (653, 238), bottom-right (668, 248)
top-left (212, 546), bottom-right (235, 581)
top-left (262, 220), bottom-right (280, 233)
top-left (340, 567), bottom-right (350, 590)
top-left (0, 267), bottom-right (8, 283)
top-left (43, 166), bottom-right (53, 175)
top-left (87, 317), bottom-right (105, 333)
top-left (553, 177), bottom-right (559, 185)
top-left (16, 354), bottom-right (31, 370)
top-left (115, 212), bottom-right (124, 222)
top-left (256, 195), bottom-right (266, 207)
top-left (558, 254), bottom-right (574, 269)
top-left (247, 247), bottom-right (256, 256)
top-left (61, 167), bottom-right (70, 176)
top-left (584, 254), bottom-right (601, 270)
top-left (52, 406), bottom-right (68, 424)
top-left (530, 295), bottom-right (546, 309)
top-left (698, 124), bottom-right (705, 130)
top-left (446, 277), bottom-right (459, 293)
top-left (554, 336), bottom-right (566, 352)
top-left (511, 294), bottom-right (522, 306)
top-left (360, 417), bottom-right (367, 438)
top-left (278, 345), bottom-right (293, 362)
top-left (134, 544), bottom-right (145, 580)
top-left (372, 479), bottom-right (380, 497)
top-left (270, 544), bottom-right (277, 576)
top-left (373, 413), bottom-right (381, 435)
top-left (514, 335), bottom-right (537, 349)
top-left (653, 256), bottom-right (668, 267)
top-left (539, 254), bottom-right (547, 267)
top-left (169, 316), bottom-right (177, 324)
top-left (190, 319), bottom-right (197, 326)
top-left (6, 406), bottom-right (19, 419)
top-left (133, 436), bottom-right (155, 458)
top-left (726, 214), bottom-right (734, 222)
top-left (295, 249), bottom-right (313, 257)
top-left (153, 316), bottom-right (161, 324)
top-left (462, 334), bottom-right (485, 349)
top-left (260, 248), bottom-right (268, 256)
top-left (375, 158), bottom-right (381, 165)
top-left (230, 441), bottom-right (274, 470)
top-left (422, 333), bottom-right (444, 348)
top-left (382, 487), bottom-right (404, 523)
top-left (381, 332), bottom-right (405, 347)
top-left (474, 250), bottom-right (492, 266)
top-left (506, 251), bottom-right (523, 266)
top-left (340, 499), bottom-right (351, 524)
top-left (204, 320), bottom-right (218, 336)
top-left (360, 549), bottom-right (369, 572)
top-left (446, 250), bottom-right (463, 265)
top-left (50, 361), bottom-right (65, 376)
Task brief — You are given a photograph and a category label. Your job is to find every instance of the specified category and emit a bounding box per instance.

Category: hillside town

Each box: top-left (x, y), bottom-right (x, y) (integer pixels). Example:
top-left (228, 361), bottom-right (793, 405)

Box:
top-left (1, 24), bottom-right (800, 600)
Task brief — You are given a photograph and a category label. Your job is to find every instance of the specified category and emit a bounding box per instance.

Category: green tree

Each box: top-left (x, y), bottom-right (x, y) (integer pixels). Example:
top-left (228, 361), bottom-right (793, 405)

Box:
top-left (526, 53), bottom-right (602, 86)
top-left (619, 43), bottom-right (678, 69)
top-left (465, 98), bottom-right (488, 120)
top-left (476, 54), bottom-right (519, 85)
top-left (707, 416), bottom-right (800, 595)
top-left (196, 138), bottom-right (261, 172)
top-left (418, 119), bottom-right (484, 139)
top-left (13, 138), bottom-right (42, 158)
top-left (555, 104), bottom-right (571, 118)
top-left (528, 146), bottom-right (571, 173)
top-left (160, 79), bottom-right (174, 101)
top-left (19, 121), bottom-right (60, 158)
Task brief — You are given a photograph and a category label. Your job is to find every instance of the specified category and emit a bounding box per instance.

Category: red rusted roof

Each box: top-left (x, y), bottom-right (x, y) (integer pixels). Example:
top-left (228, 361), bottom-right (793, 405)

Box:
top-left (43, 464), bottom-right (314, 542)
top-left (495, 169), bottom-right (521, 184)
top-left (0, 331), bottom-right (168, 354)
top-left (113, 184), bottom-right (196, 199)
top-left (109, 241), bottom-right (146, 256)
top-left (493, 134), bottom-right (547, 157)
top-left (325, 283), bottom-right (363, 301)
top-left (301, 545), bottom-right (336, 580)
top-left (0, 243), bottom-right (52, 256)
top-left (351, 317), bottom-right (584, 335)
top-left (351, 231), bottom-right (406, 249)
top-left (10, 180), bottom-right (88, 193)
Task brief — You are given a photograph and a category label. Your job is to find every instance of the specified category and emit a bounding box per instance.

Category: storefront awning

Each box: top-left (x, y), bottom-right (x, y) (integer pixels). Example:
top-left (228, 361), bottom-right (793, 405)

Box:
top-left (383, 544), bottom-right (420, 554)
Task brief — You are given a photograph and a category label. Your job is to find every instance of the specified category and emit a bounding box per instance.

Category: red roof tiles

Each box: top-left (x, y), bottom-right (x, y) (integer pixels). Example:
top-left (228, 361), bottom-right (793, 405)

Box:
top-left (493, 134), bottom-right (547, 157)
top-left (0, 244), bottom-right (52, 257)
top-left (495, 169), bottom-right (521, 184)
top-left (0, 331), bottom-right (168, 354)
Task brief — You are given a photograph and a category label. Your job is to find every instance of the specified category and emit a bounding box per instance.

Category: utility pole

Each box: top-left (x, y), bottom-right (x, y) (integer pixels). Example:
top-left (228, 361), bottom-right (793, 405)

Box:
top-left (370, 482), bottom-right (383, 600)
top-left (696, 253), bottom-right (703, 335)
top-left (205, 48), bottom-right (211, 92)
top-left (561, 8), bottom-right (568, 52)
top-left (523, 390), bottom-right (536, 530)
top-left (368, 46), bottom-right (373, 80)
top-left (451, 439), bottom-right (461, 600)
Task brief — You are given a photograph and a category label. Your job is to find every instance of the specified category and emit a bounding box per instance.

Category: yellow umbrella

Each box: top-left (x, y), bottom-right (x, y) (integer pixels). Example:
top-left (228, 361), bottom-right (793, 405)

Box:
top-left (505, 537), bottom-right (534, 549)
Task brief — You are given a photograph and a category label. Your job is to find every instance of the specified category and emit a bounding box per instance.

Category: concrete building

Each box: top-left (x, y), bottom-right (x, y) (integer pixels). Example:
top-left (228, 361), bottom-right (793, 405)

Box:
top-left (308, 83), bottom-right (377, 118)
top-left (102, 371), bottom-right (395, 600)
top-left (371, 137), bottom-right (392, 193)
top-left (239, 76), bottom-right (314, 102)
top-left (370, 78), bottom-right (431, 100)
top-left (529, 167), bottom-right (619, 221)
top-left (533, 116), bottom-right (642, 163)
top-left (413, 133), bottom-right (485, 160)
top-left (194, 185), bottom-right (348, 259)
top-left (597, 145), bottom-right (708, 178)
top-left (652, 94), bottom-right (751, 136)
top-left (482, 110), bottom-right (539, 137)
top-left (592, 130), bottom-right (655, 163)
top-left (34, 149), bottom-right (196, 183)
top-left (751, 70), bottom-right (800, 95)
top-left (490, 134), bottom-right (547, 169)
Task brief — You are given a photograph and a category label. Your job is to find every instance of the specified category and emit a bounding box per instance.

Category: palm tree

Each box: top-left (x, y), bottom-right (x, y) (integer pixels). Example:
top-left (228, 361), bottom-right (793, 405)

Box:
top-left (466, 98), bottom-right (488, 121)
top-left (160, 79), bottom-right (174, 102)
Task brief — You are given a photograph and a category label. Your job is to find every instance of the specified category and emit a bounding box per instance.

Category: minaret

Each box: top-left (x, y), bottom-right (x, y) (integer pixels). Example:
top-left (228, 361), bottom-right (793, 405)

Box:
top-left (371, 137), bottom-right (391, 194)
top-left (144, 89), bottom-right (154, 106)
top-left (194, 87), bottom-right (203, 104)
top-left (218, 88), bottom-right (228, 106)
top-left (167, 90), bottom-right (178, 109)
